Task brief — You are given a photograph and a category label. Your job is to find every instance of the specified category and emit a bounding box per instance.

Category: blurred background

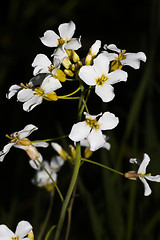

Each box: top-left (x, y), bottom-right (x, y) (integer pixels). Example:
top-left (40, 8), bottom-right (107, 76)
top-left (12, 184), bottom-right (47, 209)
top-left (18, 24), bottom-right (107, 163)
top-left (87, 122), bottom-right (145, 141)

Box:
top-left (0, 0), bottom-right (160, 239)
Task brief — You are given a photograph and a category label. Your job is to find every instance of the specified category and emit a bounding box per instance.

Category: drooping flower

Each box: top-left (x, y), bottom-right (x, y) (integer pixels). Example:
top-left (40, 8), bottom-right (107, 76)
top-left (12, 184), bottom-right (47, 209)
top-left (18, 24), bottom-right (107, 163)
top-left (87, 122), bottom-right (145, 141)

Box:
top-left (128, 153), bottom-right (160, 196)
top-left (79, 54), bottom-right (128, 102)
top-left (40, 21), bottom-right (81, 63)
top-left (0, 220), bottom-right (33, 240)
top-left (69, 111), bottom-right (119, 151)
top-left (103, 44), bottom-right (146, 71)
top-left (17, 75), bottom-right (62, 111)
top-left (32, 155), bottom-right (64, 191)
top-left (0, 124), bottom-right (48, 169)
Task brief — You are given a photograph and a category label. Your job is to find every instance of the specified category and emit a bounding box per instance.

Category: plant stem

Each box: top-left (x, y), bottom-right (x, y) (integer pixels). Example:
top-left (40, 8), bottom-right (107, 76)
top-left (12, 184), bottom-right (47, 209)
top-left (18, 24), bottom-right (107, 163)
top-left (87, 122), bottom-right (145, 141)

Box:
top-left (38, 191), bottom-right (54, 240)
top-left (81, 157), bottom-right (124, 176)
top-left (54, 142), bottom-right (81, 240)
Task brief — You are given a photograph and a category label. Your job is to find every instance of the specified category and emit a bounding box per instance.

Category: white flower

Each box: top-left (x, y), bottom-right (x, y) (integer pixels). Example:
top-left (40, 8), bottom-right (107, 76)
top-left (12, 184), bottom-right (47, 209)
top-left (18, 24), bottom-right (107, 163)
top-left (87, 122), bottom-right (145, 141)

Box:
top-left (80, 134), bottom-right (111, 151)
top-left (40, 21), bottom-right (81, 63)
top-left (85, 40), bottom-right (101, 65)
top-left (32, 156), bottom-right (64, 190)
top-left (103, 44), bottom-right (147, 69)
top-left (6, 74), bottom-right (46, 100)
top-left (79, 54), bottom-right (128, 102)
top-left (17, 75), bottom-right (62, 111)
top-left (129, 153), bottom-right (160, 196)
top-left (0, 124), bottom-right (48, 169)
top-left (69, 111), bottom-right (119, 151)
top-left (0, 220), bottom-right (32, 240)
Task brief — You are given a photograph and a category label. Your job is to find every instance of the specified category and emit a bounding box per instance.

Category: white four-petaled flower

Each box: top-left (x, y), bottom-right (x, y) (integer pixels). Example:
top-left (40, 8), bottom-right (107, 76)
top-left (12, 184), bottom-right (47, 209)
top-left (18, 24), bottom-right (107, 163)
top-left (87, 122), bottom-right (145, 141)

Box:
top-left (69, 111), bottom-right (119, 151)
top-left (79, 54), bottom-right (128, 102)
top-left (0, 124), bottom-right (48, 169)
top-left (103, 44), bottom-right (147, 69)
top-left (17, 75), bottom-right (62, 112)
top-left (40, 21), bottom-right (81, 63)
top-left (0, 220), bottom-right (32, 240)
top-left (130, 153), bottom-right (160, 196)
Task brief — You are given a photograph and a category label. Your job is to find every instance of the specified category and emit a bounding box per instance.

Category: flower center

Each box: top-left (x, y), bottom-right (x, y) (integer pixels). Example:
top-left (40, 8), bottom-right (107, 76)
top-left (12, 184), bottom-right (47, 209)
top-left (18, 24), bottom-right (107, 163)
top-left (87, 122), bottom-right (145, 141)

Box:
top-left (12, 237), bottom-right (19, 240)
top-left (86, 118), bottom-right (100, 130)
top-left (116, 50), bottom-right (126, 61)
top-left (138, 173), bottom-right (151, 178)
top-left (58, 38), bottom-right (66, 46)
top-left (96, 74), bottom-right (108, 86)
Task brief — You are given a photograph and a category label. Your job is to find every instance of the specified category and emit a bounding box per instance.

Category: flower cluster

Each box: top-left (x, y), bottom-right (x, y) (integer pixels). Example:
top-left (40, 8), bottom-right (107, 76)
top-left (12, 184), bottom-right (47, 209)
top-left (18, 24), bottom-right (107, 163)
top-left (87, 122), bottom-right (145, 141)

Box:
top-left (1, 19), bottom-right (160, 240)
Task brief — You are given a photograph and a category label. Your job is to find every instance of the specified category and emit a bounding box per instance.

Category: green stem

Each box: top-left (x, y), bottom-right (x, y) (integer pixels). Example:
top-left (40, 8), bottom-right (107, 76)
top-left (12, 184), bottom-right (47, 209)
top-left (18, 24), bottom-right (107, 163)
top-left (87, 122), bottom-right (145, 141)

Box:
top-left (58, 87), bottom-right (80, 98)
top-left (31, 134), bottom-right (68, 144)
top-left (38, 191), bottom-right (54, 240)
top-left (81, 158), bottom-right (124, 176)
top-left (37, 160), bottom-right (64, 202)
top-left (54, 142), bottom-right (81, 240)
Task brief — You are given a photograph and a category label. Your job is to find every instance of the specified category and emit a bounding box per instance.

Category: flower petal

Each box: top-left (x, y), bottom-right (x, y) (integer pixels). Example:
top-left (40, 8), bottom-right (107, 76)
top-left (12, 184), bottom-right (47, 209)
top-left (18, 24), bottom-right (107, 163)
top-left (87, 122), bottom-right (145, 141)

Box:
top-left (107, 69), bottom-right (128, 85)
top-left (105, 44), bottom-right (121, 53)
top-left (88, 129), bottom-right (105, 151)
top-left (95, 84), bottom-right (115, 102)
top-left (58, 21), bottom-right (75, 41)
top-left (139, 177), bottom-right (152, 196)
top-left (121, 52), bottom-right (146, 69)
top-left (137, 153), bottom-right (150, 175)
top-left (69, 121), bottom-right (91, 142)
top-left (0, 225), bottom-right (14, 237)
top-left (145, 175), bottom-right (160, 182)
top-left (32, 142), bottom-right (49, 148)
top-left (32, 54), bottom-right (52, 75)
top-left (41, 75), bottom-right (62, 93)
top-left (79, 65), bottom-right (97, 86)
top-left (65, 37), bottom-right (81, 50)
top-left (98, 111), bottom-right (119, 130)
top-left (6, 84), bottom-right (22, 99)
top-left (93, 54), bottom-right (109, 76)
top-left (17, 89), bottom-right (34, 102)
top-left (18, 124), bottom-right (38, 139)
top-left (29, 153), bottom-right (42, 170)
top-left (15, 221), bottom-right (32, 238)
top-left (50, 155), bottom-right (64, 171)
top-left (23, 95), bottom-right (42, 112)
top-left (40, 30), bottom-right (59, 47)
top-left (0, 143), bottom-right (15, 162)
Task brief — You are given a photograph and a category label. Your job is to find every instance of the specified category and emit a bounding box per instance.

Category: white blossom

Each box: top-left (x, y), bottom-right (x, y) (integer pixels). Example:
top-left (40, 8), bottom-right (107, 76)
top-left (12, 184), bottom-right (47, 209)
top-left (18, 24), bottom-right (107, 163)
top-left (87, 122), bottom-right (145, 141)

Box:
top-left (79, 54), bottom-right (128, 102)
top-left (0, 220), bottom-right (32, 240)
top-left (40, 21), bottom-right (81, 63)
top-left (0, 124), bottom-right (48, 169)
top-left (130, 153), bottom-right (160, 196)
top-left (17, 75), bottom-right (62, 111)
top-left (69, 111), bottom-right (119, 151)
top-left (32, 156), bottom-right (64, 190)
top-left (103, 44), bottom-right (146, 69)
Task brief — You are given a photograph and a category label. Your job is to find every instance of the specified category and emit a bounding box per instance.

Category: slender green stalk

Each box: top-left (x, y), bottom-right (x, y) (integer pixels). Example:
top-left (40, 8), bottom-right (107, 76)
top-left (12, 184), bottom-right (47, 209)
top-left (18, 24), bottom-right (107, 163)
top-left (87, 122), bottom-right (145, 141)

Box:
top-left (37, 160), bottom-right (64, 202)
top-left (58, 87), bottom-right (80, 98)
top-left (38, 191), bottom-right (54, 240)
top-left (54, 142), bottom-right (81, 240)
top-left (31, 134), bottom-right (68, 143)
top-left (81, 157), bottom-right (124, 176)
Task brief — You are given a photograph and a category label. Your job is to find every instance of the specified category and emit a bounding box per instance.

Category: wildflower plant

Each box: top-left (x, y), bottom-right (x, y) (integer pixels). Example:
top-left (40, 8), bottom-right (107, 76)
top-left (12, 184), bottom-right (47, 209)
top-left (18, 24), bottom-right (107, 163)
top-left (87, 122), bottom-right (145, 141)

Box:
top-left (0, 20), bottom-right (159, 240)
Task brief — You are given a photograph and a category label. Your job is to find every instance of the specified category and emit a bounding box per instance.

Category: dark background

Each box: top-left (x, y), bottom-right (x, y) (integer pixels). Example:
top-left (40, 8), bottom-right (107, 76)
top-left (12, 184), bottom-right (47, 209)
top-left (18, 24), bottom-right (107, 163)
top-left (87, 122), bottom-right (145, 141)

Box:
top-left (0, 0), bottom-right (160, 239)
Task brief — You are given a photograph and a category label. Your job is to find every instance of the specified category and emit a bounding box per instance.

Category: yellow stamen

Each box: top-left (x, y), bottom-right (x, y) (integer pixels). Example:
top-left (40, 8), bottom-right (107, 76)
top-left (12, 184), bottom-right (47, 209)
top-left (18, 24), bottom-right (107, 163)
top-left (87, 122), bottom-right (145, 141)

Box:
top-left (34, 87), bottom-right (44, 96)
top-left (85, 118), bottom-right (100, 130)
top-left (138, 173), bottom-right (151, 178)
top-left (48, 64), bottom-right (55, 72)
top-left (12, 237), bottom-right (19, 240)
top-left (43, 92), bottom-right (58, 101)
top-left (58, 38), bottom-right (65, 45)
top-left (16, 138), bottom-right (31, 146)
top-left (96, 74), bottom-right (108, 86)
